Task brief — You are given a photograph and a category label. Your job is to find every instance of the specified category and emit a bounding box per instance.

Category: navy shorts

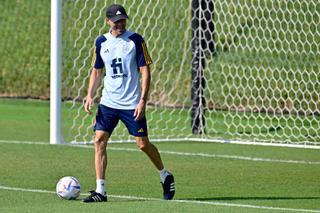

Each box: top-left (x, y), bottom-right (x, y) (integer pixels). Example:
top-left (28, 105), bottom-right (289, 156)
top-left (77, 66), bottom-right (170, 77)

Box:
top-left (94, 104), bottom-right (148, 137)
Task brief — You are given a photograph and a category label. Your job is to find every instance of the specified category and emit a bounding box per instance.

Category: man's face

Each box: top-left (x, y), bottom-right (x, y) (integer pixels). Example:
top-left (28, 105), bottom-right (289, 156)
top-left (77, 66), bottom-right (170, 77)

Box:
top-left (107, 19), bottom-right (126, 35)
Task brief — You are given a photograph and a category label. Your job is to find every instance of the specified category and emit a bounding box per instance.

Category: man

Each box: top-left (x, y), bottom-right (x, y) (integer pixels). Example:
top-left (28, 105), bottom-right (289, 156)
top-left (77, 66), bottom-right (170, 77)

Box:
top-left (82, 4), bottom-right (175, 202)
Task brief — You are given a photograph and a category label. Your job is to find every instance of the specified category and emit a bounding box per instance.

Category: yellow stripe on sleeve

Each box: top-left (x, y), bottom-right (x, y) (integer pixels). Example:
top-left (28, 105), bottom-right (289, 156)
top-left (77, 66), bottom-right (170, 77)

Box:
top-left (91, 47), bottom-right (96, 67)
top-left (141, 42), bottom-right (152, 65)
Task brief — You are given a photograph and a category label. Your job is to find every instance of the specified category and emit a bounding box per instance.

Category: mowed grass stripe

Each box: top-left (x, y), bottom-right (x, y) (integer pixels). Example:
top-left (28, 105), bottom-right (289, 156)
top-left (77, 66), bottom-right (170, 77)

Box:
top-left (1, 185), bottom-right (320, 213)
top-left (1, 139), bottom-right (320, 165)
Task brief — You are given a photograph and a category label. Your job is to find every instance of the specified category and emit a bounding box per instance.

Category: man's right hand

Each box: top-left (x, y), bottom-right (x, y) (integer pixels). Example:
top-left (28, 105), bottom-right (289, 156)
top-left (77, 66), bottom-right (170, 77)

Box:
top-left (84, 96), bottom-right (94, 114)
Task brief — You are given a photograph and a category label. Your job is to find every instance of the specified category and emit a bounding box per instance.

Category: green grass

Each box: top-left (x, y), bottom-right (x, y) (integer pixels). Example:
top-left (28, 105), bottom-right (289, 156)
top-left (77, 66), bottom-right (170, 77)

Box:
top-left (0, 99), bottom-right (320, 212)
top-left (0, 139), bottom-right (320, 212)
top-left (1, 98), bottom-right (319, 144)
top-left (0, 99), bottom-right (49, 141)
top-left (0, 0), bottom-right (50, 96)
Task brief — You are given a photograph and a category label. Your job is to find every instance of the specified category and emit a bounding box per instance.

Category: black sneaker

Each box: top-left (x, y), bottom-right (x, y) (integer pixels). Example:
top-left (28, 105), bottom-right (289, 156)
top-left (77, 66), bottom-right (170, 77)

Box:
top-left (161, 173), bottom-right (175, 200)
top-left (82, 191), bottom-right (107, 203)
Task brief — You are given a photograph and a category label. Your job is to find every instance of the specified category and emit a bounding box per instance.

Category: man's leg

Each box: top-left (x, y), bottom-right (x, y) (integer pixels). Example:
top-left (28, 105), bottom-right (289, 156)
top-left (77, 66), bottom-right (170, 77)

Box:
top-left (94, 130), bottom-right (109, 180)
top-left (135, 136), bottom-right (175, 200)
top-left (135, 136), bottom-right (164, 170)
top-left (83, 130), bottom-right (109, 202)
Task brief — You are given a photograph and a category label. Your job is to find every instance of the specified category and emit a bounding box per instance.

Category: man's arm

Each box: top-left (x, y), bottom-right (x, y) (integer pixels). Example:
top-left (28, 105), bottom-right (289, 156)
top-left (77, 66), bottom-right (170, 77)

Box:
top-left (84, 68), bottom-right (103, 114)
top-left (134, 65), bottom-right (150, 120)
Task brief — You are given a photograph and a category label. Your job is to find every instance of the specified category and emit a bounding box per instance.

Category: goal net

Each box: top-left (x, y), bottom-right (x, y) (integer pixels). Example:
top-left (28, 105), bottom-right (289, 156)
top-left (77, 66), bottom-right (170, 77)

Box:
top-left (60, 0), bottom-right (320, 147)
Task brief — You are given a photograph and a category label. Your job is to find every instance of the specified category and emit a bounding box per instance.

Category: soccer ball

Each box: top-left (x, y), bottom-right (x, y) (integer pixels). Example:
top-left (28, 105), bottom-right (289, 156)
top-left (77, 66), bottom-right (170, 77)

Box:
top-left (56, 176), bottom-right (81, 200)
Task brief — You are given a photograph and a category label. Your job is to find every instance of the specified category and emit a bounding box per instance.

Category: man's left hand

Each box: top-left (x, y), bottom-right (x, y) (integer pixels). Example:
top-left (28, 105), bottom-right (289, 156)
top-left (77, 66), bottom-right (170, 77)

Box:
top-left (134, 100), bottom-right (146, 121)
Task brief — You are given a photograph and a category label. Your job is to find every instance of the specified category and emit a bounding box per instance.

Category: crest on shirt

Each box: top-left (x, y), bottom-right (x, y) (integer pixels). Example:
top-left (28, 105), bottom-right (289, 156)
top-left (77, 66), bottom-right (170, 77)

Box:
top-left (122, 43), bottom-right (132, 53)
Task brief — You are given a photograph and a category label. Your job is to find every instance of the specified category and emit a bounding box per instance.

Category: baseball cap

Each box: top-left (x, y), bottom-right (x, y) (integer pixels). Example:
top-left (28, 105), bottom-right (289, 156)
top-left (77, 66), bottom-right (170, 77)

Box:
top-left (106, 4), bottom-right (129, 22)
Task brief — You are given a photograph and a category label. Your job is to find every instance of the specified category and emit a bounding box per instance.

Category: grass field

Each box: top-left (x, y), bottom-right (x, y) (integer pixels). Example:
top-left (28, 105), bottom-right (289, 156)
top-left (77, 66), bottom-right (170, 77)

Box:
top-left (1, 1), bottom-right (319, 211)
top-left (0, 99), bottom-right (320, 212)
top-left (1, 98), bottom-right (319, 144)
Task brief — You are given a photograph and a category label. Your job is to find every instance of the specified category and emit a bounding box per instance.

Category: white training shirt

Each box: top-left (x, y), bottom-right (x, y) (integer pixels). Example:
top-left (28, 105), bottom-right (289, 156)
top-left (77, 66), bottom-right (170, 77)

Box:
top-left (93, 30), bottom-right (152, 109)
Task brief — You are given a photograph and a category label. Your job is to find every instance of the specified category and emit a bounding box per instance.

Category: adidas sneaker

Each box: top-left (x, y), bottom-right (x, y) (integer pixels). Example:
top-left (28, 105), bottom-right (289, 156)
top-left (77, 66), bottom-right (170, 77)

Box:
top-left (161, 173), bottom-right (175, 200)
top-left (82, 191), bottom-right (107, 203)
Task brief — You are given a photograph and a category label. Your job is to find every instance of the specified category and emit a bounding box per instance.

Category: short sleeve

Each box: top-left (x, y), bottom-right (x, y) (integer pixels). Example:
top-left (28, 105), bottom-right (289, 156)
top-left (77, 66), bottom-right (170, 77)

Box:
top-left (93, 35), bottom-right (106, 69)
top-left (129, 33), bottom-right (152, 67)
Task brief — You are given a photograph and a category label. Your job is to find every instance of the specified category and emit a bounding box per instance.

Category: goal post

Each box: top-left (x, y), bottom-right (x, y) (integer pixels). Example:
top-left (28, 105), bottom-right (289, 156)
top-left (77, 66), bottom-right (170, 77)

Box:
top-left (53, 0), bottom-right (320, 148)
top-left (50, 0), bottom-right (63, 145)
top-left (191, 0), bottom-right (215, 134)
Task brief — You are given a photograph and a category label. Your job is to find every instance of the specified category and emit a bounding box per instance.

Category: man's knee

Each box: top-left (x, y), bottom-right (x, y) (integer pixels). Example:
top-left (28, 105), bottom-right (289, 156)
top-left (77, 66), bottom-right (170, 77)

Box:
top-left (94, 131), bottom-right (109, 148)
top-left (136, 136), bottom-right (150, 151)
top-left (138, 143), bottom-right (149, 152)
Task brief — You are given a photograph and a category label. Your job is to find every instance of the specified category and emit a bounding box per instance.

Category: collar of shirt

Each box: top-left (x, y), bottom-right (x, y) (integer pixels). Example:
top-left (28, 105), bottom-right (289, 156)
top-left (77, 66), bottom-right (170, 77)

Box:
top-left (108, 29), bottom-right (127, 38)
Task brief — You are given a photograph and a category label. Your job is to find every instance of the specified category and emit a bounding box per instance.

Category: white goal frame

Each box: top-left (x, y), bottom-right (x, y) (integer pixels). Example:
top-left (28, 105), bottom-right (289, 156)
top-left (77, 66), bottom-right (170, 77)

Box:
top-left (50, 0), bottom-right (63, 145)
